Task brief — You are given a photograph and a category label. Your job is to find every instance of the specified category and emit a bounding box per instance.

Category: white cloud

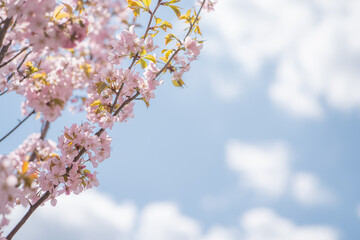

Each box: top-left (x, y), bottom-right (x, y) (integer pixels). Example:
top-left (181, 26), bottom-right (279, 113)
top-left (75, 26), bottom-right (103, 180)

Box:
top-left (291, 172), bottom-right (334, 206)
top-left (201, 226), bottom-right (237, 240)
top-left (225, 140), bottom-right (334, 205)
top-left (3, 190), bottom-right (339, 240)
top-left (203, 0), bottom-right (360, 117)
top-left (240, 208), bottom-right (339, 240)
top-left (135, 202), bottom-right (201, 240)
top-left (357, 205), bottom-right (360, 220)
top-left (226, 140), bottom-right (290, 197)
top-left (4, 190), bottom-right (137, 240)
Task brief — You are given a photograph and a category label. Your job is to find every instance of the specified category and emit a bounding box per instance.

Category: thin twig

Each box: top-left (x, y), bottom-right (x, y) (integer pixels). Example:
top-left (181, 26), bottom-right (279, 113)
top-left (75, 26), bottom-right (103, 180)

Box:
top-left (128, 0), bottom-right (163, 70)
top-left (0, 46), bottom-right (29, 68)
top-left (156, 0), bottom-right (205, 79)
top-left (110, 83), bottom-right (124, 113)
top-left (0, 109), bottom-right (35, 143)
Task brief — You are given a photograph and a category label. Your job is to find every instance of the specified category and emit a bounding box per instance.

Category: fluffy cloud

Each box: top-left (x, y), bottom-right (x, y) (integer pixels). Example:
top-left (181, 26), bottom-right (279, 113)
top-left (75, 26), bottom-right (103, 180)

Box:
top-left (3, 190), bottom-right (339, 240)
top-left (226, 140), bottom-right (290, 197)
top-left (4, 190), bottom-right (137, 239)
top-left (291, 172), bottom-right (335, 206)
top-left (135, 202), bottom-right (201, 240)
top-left (240, 208), bottom-right (339, 240)
top-left (225, 140), bottom-right (334, 204)
top-left (203, 0), bottom-right (360, 118)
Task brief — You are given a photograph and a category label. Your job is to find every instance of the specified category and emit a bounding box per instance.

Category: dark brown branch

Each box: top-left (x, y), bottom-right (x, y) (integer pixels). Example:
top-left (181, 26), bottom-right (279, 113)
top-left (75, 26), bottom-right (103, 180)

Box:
top-left (0, 41), bottom-right (11, 64)
top-left (0, 109), bottom-right (35, 143)
top-left (0, 17), bottom-right (12, 48)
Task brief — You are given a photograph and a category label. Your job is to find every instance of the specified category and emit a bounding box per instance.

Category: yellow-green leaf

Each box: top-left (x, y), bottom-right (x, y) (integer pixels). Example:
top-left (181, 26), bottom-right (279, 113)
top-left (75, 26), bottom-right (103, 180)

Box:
top-left (165, 34), bottom-right (175, 45)
top-left (56, 12), bottom-right (70, 20)
top-left (33, 72), bottom-right (46, 79)
top-left (90, 99), bottom-right (102, 107)
top-left (159, 56), bottom-right (168, 62)
top-left (155, 17), bottom-right (162, 25)
top-left (172, 79), bottom-right (185, 87)
top-left (95, 82), bottom-right (108, 95)
top-left (54, 5), bottom-right (64, 18)
top-left (64, 133), bottom-right (73, 140)
top-left (195, 25), bottom-right (202, 35)
top-left (144, 54), bottom-right (156, 63)
top-left (140, 47), bottom-right (146, 56)
top-left (169, 5), bottom-right (181, 18)
top-left (62, 3), bottom-right (73, 14)
top-left (140, 58), bottom-right (147, 68)
top-left (165, 50), bottom-right (173, 59)
top-left (160, 21), bottom-right (172, 31)
top-left (142, 0), bottom-right (151, 7)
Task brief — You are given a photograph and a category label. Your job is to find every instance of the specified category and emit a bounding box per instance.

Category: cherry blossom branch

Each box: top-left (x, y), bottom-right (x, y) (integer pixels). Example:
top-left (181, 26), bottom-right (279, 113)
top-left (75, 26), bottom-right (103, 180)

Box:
top-left (156, 0), bottom-right (206, 79)
top-left (6, 92), bottom-right (140, 239)
top-left (0, 109), bottom-right (35, 143)
top-left (4, 2), bottom-right (208, 239)
top-left (0, 41), bottom-right (11, 64)
top-left (0, 17), bottom-right (12, 48)
top-left (110, 83), bottom-right (124, 113)
top-left (143, 0), bottom-right (162, 39)
top-left (128, 0), bottom-right (162, 70)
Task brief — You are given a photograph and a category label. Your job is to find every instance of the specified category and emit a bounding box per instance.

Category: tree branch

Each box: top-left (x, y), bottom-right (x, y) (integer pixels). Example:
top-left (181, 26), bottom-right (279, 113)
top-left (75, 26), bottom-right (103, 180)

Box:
top-left (0, 109), bottom-right (35, 143)
top-left (0, 46), bottom-right (29, 69)
top-left (6, 191), bottom-right (50, 240)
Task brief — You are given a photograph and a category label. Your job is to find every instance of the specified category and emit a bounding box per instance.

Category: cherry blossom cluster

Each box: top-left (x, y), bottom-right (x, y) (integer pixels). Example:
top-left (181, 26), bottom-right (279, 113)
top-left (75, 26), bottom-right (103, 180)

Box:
top-left (1, 0), bottom-right (128, 122)
top-left (5, 0), bottom-right (87, 52)
top-left (38, 123), bottom-right (111, 205)
top-left (85, 25), bottom-right (161, 129)
top-left (0, 134), bottom-right (57, 230)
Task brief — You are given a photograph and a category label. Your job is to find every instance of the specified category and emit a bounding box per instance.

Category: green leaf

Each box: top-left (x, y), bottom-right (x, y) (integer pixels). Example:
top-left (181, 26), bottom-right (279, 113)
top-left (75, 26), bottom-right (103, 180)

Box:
top-left (143, 0), bottom-right (151, 7)
top-left (95, 82), bottom-right (108, 95)
top-left (144, 54), bottom-right (156, 63)
top-left (140, 58), bottom-right (147, 68)
top-left (165, 34), bottom-right (175, 45)
top-left (169, 5), bottom-right (181, 18)
top-left (54, 5), bottom-right (64, 18)
top-left (172, 79), bottom-right (185, 87)
top-left (90, 99), bottom-right (102, 107)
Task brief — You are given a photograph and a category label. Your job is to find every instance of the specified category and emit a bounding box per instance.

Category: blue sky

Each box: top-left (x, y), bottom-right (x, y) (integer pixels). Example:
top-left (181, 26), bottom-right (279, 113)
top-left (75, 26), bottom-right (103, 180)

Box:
top-left (1, 0), bottom-right (360, 239)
